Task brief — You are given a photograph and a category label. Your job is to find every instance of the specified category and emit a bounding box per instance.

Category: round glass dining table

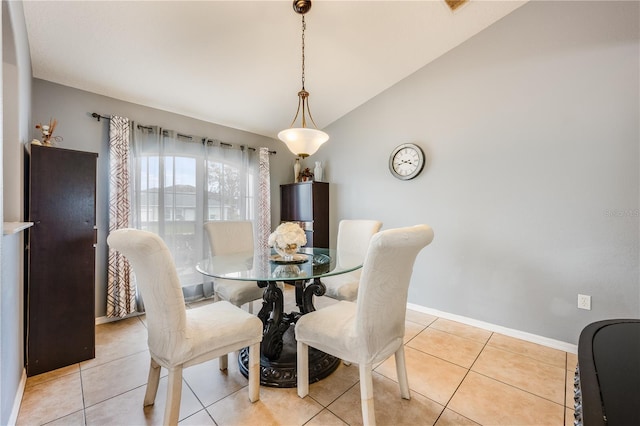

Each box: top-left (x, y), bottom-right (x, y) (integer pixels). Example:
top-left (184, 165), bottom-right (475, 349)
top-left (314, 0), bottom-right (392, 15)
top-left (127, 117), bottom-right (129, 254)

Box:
top-left (196, 247), bottom-right (362, 388)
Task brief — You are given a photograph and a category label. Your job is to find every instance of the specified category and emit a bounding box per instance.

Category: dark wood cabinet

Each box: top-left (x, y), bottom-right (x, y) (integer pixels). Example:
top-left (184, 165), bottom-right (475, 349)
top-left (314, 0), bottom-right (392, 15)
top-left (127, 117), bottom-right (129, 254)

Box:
top-left (280, 181), bottom-right (329, 248)
top-left (25, 145), bottom-right (97, 376)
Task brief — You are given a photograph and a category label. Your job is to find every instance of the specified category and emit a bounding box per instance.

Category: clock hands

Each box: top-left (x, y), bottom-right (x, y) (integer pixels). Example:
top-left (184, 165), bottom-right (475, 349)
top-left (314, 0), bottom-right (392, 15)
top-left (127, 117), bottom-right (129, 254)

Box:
top-left (394, 158), bottom-right (414, 166)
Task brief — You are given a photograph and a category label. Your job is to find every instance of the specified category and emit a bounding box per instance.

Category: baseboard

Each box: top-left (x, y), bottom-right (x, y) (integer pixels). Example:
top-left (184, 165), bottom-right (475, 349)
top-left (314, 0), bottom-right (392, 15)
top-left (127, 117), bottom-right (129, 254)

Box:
top-left (8, 369), bottom-right (27, 426)
top-left (406, 303), bottom-right (578, 354)
top-left (95, 311), bottom-right (144, 325)
top-left (93, 305), bottom-right (577, 353)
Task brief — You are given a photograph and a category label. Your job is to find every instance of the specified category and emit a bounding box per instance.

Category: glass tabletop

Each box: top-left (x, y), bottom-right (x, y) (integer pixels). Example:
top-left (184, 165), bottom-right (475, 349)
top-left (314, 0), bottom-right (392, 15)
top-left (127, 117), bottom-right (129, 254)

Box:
top-left (196, 247), bottom-right (362, 282)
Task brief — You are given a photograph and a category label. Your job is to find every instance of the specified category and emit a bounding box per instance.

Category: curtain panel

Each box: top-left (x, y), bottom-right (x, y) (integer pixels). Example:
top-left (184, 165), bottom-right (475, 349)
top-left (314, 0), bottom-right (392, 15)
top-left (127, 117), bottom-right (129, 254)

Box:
top-left (257, 147), bottom-right (272, 250)
top-left (107, 116), bottom-right (136, 318)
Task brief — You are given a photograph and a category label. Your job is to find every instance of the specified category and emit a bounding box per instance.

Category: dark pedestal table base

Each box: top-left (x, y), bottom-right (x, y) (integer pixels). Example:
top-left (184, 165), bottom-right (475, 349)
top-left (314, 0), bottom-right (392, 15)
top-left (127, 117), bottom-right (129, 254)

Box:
top-left (238, 324), bottom-right (340, 388)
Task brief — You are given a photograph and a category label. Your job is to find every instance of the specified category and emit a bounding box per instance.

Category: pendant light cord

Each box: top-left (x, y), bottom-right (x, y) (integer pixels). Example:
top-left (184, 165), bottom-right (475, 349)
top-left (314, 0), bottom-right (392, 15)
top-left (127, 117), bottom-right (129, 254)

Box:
top-left (301, 15), bottom-right (306, 90)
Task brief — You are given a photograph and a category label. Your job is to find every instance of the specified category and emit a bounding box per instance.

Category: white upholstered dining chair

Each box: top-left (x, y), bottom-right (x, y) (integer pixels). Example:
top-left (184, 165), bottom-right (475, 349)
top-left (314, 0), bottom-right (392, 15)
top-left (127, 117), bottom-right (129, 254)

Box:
top-left (296, 224), bottom-right (434, 426)
top-left (204, 221), bottom-right (265, 313)
top-left (107, 228), bottom-right (262, 426)
top-left (321, 219), bottom-right (383, 301)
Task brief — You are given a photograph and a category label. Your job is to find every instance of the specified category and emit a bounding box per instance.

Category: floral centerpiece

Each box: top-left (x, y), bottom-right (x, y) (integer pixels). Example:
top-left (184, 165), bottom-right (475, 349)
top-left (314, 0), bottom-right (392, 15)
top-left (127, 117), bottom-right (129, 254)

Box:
top-left (268, 222), bottom-right (307, 260)
top-left (33, 118), bottom-right (63, 146)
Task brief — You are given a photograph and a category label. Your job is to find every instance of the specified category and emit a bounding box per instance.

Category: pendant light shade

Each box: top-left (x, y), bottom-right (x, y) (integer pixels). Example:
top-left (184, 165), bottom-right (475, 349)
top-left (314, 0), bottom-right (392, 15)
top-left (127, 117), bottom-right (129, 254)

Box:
top-left (278, 128), bottom-right (329, 158)
top-left (278, 0), bottom-right (328, 158)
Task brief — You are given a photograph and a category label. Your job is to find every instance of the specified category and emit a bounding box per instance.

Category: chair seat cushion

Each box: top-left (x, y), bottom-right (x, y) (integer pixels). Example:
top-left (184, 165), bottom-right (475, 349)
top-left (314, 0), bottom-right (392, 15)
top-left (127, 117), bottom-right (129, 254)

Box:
top-left (214, 278), bottom-right (265, 306)
top-left (321, 272), bottom-right (360, 301)
top-left (295, 301), bottom-right (359, 362)
top-left (152, 300), bottom-right (262, 368)
top-left (295, 300), bottom-right (405, 365)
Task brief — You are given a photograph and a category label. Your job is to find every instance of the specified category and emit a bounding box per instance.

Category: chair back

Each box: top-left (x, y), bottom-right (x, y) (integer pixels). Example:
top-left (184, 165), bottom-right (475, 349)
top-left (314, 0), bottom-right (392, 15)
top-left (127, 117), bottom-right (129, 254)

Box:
top-left (335, 219), bottom-right (383, 269)
top-left (107, 229), bottom-right (187, 363)
top-left (204, 221), bottom-right (254, 255)
top-left (355, 224), bottom-right (434, 363)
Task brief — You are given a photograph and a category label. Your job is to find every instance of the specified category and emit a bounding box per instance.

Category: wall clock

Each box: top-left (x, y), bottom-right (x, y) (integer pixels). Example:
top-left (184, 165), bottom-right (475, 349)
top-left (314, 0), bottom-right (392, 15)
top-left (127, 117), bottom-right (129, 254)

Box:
top-left (389, 143), bottom-right (425, 180)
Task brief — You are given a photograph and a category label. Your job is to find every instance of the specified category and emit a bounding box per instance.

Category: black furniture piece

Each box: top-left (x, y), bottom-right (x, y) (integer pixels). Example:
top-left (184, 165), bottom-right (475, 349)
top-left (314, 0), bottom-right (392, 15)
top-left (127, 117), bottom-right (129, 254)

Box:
top-left (574, 319), bottom-right (640, 426)
top-left (25, 145), bottom-right (97, 376)
top-left (197, 246), bottom-right (362, 387)
top-left (280, 181), bottom-right (329, 248)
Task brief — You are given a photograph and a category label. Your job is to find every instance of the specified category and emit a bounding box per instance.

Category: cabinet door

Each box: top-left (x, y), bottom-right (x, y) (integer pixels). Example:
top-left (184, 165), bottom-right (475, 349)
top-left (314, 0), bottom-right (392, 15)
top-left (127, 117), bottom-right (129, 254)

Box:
top-left (281, 183), bottom-right (313, 221)
top-left (280, 182), bottom-right (329, 248)
top-left (27, 146), bottom-right (97, 376)
top-left (310, 183), bottom-right (329, 248)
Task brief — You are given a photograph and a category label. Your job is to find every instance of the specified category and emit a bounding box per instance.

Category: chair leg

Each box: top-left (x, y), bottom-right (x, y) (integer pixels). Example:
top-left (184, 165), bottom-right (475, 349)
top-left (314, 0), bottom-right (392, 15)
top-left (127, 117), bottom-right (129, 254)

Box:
top-left (164, 366), bottom-right (183, 426)
top-left (247, 301), bottom-right (254, 314)
top-left (219, 354), bottom-right (228, 371)
top-left (394, 345), bottom-right (411, 400)
top-left (296, 340), bottom-right (309, 398)
top-left (143, 358), bottom-right (161, 407)
top-left (248, 342), bottom-right (260, 402)
top-left (359, 363), bottom-right (376, 426)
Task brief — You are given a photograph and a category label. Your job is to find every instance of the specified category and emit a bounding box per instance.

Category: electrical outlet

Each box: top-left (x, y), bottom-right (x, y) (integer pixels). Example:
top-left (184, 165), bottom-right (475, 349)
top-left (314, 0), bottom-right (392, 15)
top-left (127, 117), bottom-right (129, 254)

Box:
top-left (578, 294), bottom-right (591, 310)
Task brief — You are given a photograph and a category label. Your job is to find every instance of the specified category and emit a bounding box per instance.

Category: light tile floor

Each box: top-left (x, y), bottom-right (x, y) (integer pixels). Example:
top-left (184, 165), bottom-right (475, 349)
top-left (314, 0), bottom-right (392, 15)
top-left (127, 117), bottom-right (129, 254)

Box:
top-left (17, 289), bottom-right (578, 425)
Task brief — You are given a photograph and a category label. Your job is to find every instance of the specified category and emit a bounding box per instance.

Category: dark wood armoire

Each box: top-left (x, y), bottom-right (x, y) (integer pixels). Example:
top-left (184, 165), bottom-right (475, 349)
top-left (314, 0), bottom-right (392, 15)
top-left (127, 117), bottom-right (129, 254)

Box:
top-left (25, 145), bottom-right (97, 376)
top-left (280, 181), bottom-right (329, 248)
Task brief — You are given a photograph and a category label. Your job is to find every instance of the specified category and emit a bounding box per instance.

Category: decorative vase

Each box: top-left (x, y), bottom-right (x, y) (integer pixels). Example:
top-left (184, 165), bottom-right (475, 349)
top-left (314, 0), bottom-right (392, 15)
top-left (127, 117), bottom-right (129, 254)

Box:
top-left (314, 161), bottom-right (323, 182)
top-left (294, 158), bottom-right (301, 183)
top-left (274, 243), bottom-right (298, 261)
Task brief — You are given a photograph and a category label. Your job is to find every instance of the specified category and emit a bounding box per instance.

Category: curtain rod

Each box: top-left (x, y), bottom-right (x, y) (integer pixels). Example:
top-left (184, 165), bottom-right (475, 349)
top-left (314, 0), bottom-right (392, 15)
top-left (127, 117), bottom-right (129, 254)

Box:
top-left (91, 113), bottom-right (109, 121)
top-left (90, 112), bottom-right (276, 155)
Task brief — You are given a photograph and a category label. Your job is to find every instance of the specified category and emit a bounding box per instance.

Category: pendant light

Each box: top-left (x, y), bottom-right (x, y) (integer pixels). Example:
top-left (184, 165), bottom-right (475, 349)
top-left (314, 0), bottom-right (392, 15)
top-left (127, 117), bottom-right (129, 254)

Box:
top-left (277, 0), bottom-right (329, 158)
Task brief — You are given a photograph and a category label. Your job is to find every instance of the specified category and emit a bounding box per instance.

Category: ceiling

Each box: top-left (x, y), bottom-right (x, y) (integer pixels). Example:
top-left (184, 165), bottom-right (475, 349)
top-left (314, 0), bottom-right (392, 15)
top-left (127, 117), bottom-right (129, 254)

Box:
top-left (23, 0), bottom-right (527, 139)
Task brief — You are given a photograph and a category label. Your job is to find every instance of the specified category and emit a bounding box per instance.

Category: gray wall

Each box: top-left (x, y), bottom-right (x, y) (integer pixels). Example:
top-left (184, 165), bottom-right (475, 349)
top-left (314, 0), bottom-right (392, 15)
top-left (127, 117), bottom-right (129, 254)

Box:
top-left (313, 0), bottom-right (639, 344)
top-left (24, 1), bottom-right (640, 348)
top-left (2, 1), bottom-right (32, 424)
top-left (31, 79), bottom-right (292, 318)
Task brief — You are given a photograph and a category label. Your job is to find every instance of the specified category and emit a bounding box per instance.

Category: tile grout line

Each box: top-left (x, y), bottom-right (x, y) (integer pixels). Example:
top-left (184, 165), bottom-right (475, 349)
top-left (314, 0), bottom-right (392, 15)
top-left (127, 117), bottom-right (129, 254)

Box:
top-left (478, 334), bottom-right (569, 408)
top-left (181, 377), bottom-right (208, 418)
top-left (384, 315), bottom-right (487, 425)
top-left (392, 315), bottom-right (493, 424)
top-left (434, 330), bottom-right (495, 425)
top-left (79, 347), bottom-right (150, 373)
top-left (83, 382), bottom-right (150, 411)
top-left (470, 342), bottom-right (570, 406)
top-left (403, 324), bottom-right (429, 346)
top-left (421, 316), bottom-right (568, 369)
top-left (470, 367), bottom-right (569, 409)
top-left (402, 317), bottom-right (489, 371)
top-left (563, 352), bottom-right (569, 426)
top-left (304, 395), bottom-right (330, 425)
top-left (79, 364), bottom-right (87, 426)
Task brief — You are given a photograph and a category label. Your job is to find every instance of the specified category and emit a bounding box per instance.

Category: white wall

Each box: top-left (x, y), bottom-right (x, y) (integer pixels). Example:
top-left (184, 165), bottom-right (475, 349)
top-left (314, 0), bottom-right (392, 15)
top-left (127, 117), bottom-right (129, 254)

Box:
top-left (1, 1), bottom-right (32, 423)
top-left (314, 0), bottom-right (639, 344)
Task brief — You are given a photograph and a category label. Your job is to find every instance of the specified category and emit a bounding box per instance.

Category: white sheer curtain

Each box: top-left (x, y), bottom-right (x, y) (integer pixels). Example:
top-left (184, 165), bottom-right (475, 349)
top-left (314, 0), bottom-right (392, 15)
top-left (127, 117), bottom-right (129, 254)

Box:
top-left (130, 124), bottom-right (258, 299)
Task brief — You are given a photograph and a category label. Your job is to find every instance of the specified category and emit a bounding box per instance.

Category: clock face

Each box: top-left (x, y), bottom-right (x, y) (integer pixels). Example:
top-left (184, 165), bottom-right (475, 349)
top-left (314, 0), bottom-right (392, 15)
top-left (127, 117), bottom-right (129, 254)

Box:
top-left (389, 143), bottom-right (425, 180)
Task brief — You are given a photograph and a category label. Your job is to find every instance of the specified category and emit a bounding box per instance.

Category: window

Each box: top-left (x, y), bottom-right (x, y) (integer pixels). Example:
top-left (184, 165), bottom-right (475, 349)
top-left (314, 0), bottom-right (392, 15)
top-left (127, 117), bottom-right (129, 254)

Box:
top-left (132, 128), bottom-right (256, 288)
